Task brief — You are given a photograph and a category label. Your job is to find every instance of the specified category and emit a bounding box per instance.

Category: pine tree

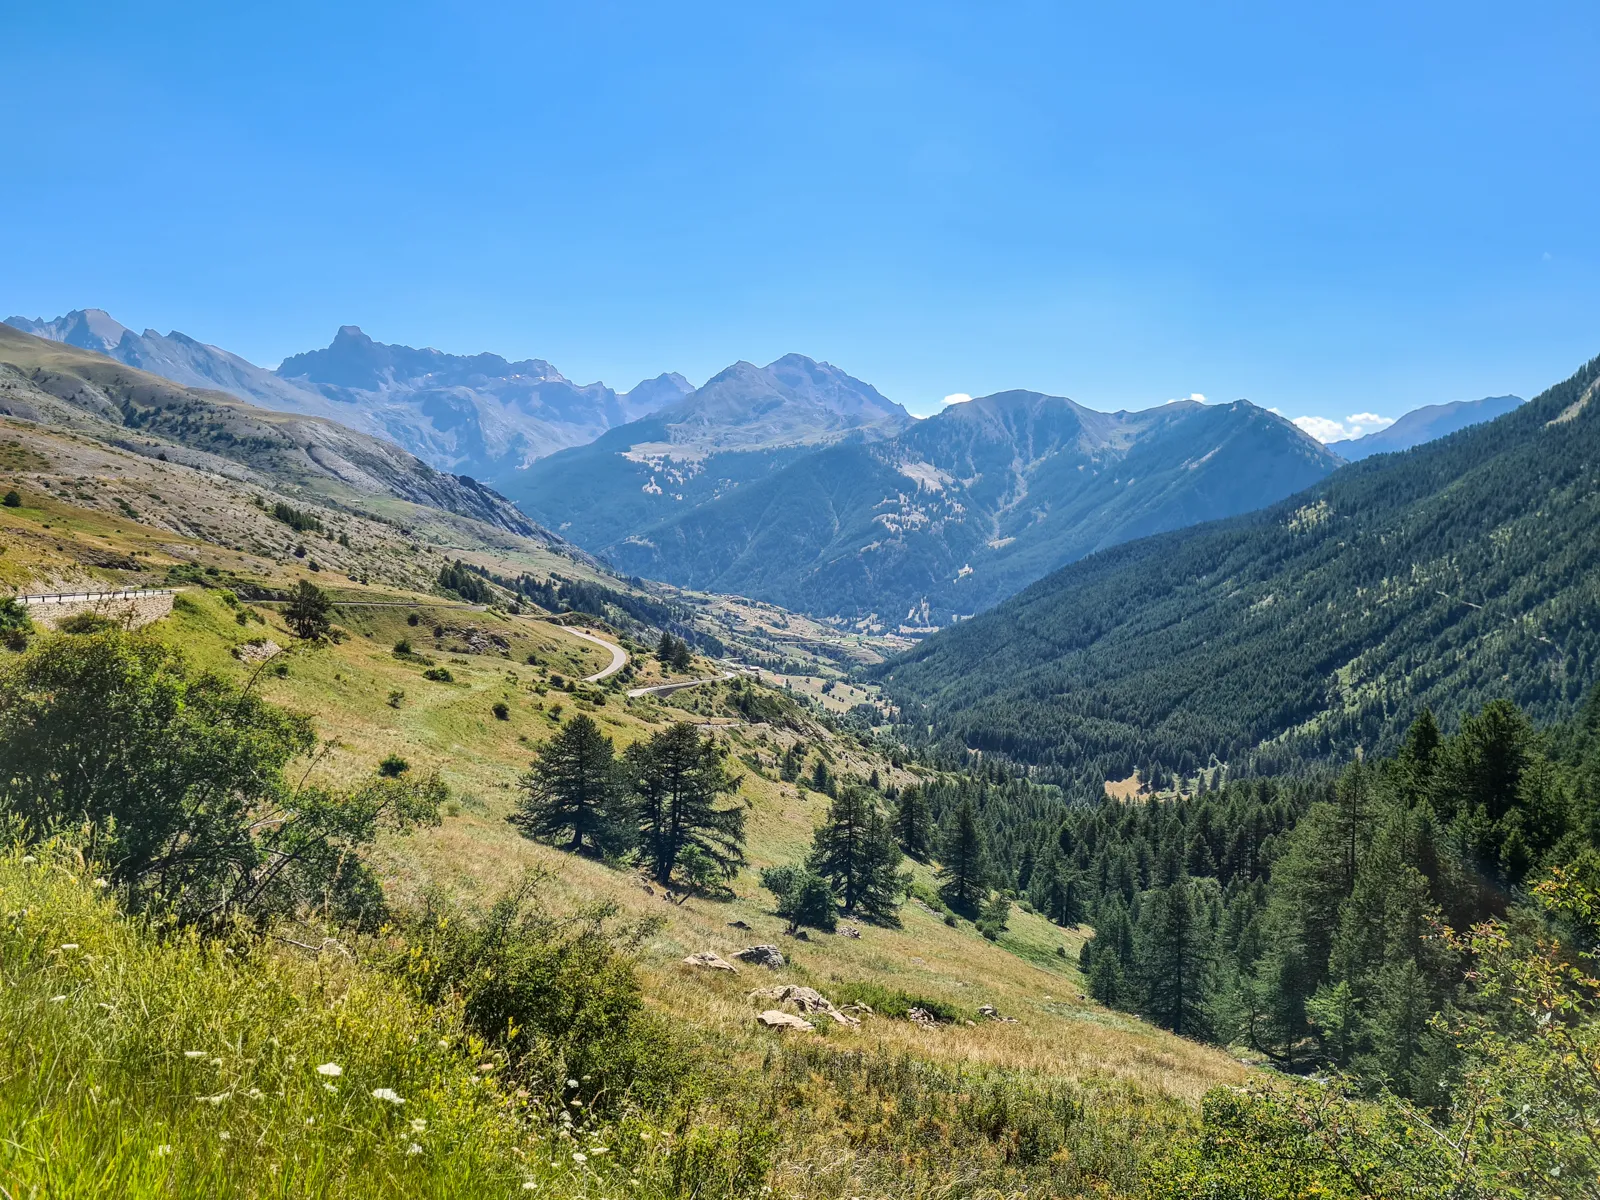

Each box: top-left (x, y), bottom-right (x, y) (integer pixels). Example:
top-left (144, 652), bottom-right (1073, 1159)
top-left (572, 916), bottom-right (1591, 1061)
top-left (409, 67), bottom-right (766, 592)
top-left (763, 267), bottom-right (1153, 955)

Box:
top-left (1135, 877), bottom-right (1214, 1038)
top-left (937, 797), bottom-right (989, 914)
top-left (625, 722), bottom-right (744, 885)
top-left (807, 786), bottom-right (906, 924)
top-left (285, 580), bottom-right (332, 640)
top-left (892, 783), bottom-right (933, 858)
top-left (509, 714), bottom-right (631, 858)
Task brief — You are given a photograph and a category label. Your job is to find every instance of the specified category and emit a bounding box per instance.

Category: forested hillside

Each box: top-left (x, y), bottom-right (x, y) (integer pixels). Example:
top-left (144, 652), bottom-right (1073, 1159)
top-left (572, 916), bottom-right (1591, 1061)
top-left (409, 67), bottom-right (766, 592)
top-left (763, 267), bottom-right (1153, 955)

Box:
top-left (881, 352), bottom-right (1600, 790)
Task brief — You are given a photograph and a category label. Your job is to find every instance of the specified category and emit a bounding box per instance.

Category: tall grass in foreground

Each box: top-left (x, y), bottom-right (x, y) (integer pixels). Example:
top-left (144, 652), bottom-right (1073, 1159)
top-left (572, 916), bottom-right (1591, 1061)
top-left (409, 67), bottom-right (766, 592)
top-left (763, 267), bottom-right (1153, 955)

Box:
top-left (0, 845), bottom-right (763, 1199)
top-left (1, 843), bottom-right (1205, 1198)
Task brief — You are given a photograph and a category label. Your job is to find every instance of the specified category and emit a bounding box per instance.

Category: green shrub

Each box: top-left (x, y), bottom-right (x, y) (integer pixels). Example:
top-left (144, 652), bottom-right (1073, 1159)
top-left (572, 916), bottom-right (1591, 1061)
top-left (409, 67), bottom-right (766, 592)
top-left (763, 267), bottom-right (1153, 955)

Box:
top-left (492, 701), bottom-right (510, 720)
top-left (760, 865), bottom-right (837, 932)
top-left (422, 667), bottom-right (453, 683)
top-left (2, 488), bottom-right (20, 507)
top-left (56, 611), bottom-right (118, 635)
top-left (385, 875), bottom-right (691, 1112)
top-left (378, 754), bottom-right (410, 778)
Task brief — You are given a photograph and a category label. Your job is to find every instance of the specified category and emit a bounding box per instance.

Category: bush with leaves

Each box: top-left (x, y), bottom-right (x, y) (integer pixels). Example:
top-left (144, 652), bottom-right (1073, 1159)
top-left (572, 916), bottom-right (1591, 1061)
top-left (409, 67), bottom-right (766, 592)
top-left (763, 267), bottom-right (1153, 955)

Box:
top-left (386, 874), bottom-right (689, 1112)
top-left (0, 596), bottom-right (33, 651)
top-left (0, 629), bottom-right (439, 927)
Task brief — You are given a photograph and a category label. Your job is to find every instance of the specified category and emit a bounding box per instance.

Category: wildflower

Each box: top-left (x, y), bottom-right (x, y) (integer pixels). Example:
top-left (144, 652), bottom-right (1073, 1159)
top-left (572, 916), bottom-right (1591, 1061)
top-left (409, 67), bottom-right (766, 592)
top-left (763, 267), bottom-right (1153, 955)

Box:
top-left (316, 1063), bottom-right (342, 1077)
top-left (571, 1152), bottom-right (588, 1165)
top-left (247, 1088), bottom-right (264, 1100)
top-left (197, 1092), bottom-right (230, 1106)
top-left (523, 1184), bottom-right (538, 1192)
top-left (566, 1078), bottom-right (580, 1089)
top-left (184, 1051), bottom-right (206, 1060)
top-left (59, 943), bottom-right (79, 951)
top-left (49, 995), bottom-right (66, 1003)
top-left (589, 1146), bottom-right (609, 1155)
top-left (323, 1083), bottom-right (338, 1093)
top-left (406, 1143), bottom-right (423, 1156)
top-left (409, 1118), bottom-right (427, 1133)
top-left (93, 878), bottom-right (109, 888)
top-left (219, 1132), bottom-right (231, 1141)
top-left (372, 1088), bottom-right (404, 1105)
top-left (155, 1145), bottom-right (172, 1157)
top-left (305, 1117), bottom-right (315, 1126)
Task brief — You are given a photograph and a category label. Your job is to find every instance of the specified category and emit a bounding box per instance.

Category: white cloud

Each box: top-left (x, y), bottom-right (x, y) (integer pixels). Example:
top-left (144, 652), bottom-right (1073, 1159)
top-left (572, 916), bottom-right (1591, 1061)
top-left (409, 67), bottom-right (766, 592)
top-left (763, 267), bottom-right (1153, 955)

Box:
top-left (942, 393), bottom-right (972, 406)
top-left (1292, 415), bottom-right (1355, 443)
top-left (1166, 392), bottom-right (1207, 405)
top-left (1290, 411), bottom-right (1395, 443)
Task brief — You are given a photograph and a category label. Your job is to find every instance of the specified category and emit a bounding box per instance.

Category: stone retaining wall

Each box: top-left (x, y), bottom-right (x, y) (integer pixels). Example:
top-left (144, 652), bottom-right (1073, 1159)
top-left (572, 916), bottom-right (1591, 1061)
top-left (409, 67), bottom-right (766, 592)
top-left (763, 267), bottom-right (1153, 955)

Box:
top-left (22, 591), bottom-right (176, 631)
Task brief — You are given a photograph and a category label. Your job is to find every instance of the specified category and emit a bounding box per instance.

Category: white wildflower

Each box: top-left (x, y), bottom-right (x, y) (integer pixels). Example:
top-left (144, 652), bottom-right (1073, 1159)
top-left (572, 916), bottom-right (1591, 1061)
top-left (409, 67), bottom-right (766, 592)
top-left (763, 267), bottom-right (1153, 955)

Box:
top-left (323, 1083), bottom-right (338, 1093)
top-left (523, 1184), bottom-right (538, 1192)
top-left (93, 878), bottom-right (109, 888)
top-left (184, 1051), bottom-right (206, 1060)
top-left (59, 943), bottom-right (79, 951)
top-left (219, 1132), bottom-right (231, 1141)
top-left (155, 1144), bottom-right (172, 1157)
top-left (406, 1143), bottom-right (423, 1156)
top-left (409, 1118), bottom-right (427, 1133)
top-left (315, 1063), bottom-right (342, 1077)
top-left (247, 1088), bottom-right (264, 1100)
top-left (372, 1088), bottom-right (404, 1105)
top-left (305, 1117), bottom-right (314, 1126)
top-left (571, 1151), bottom-right (588, 1164)
top-left (589, 1146), bottom-right (609, 1155)
top-left (566, 1078), bottom-right (579, 1089)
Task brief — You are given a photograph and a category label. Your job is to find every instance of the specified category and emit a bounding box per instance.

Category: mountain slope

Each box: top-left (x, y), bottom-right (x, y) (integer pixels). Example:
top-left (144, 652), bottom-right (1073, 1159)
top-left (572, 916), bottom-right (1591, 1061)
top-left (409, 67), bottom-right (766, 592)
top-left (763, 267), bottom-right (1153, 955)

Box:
top-left (879, 355), bottom-right (1600, 789)
top-left (4, 311), bottom-right (692, 479)
top-left (504, 354), bottom-right (913, 547)
top-left (601, 392), bottom-right (1341, 625)
top-left (0, 321), bottom-right (550, 541)
top-left (1327, 393), bottom-right (1524, 459)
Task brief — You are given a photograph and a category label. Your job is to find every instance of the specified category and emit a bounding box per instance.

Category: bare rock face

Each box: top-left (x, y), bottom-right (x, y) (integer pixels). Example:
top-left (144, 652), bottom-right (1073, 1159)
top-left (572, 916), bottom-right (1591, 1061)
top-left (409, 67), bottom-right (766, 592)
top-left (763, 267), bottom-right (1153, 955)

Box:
top-left (756, 1009), bottom-right (815, 1032)
top-left (682, 952), bottom-right (738, 973)
top-left (749, 984), bottom-right (859, 1027)
top-left (735, 945), bottom-right (784, 969)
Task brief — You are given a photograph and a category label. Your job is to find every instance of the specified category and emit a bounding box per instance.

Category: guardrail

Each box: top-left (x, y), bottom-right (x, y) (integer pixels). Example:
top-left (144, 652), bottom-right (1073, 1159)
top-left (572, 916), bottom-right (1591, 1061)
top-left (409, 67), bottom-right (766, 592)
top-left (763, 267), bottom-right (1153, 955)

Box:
top-left (13, 588), bottom-right (179, 605)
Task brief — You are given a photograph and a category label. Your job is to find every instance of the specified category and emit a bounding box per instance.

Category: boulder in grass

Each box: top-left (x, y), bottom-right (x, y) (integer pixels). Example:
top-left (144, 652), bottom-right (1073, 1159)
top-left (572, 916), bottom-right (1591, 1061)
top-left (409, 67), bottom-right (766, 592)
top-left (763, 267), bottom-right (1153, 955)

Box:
top-left (682, 952), bottom-right (738, 973)
top-left (756, 1009), bottom-right (814, 1032)
top-left (735, 944), bottom-right (784, 969)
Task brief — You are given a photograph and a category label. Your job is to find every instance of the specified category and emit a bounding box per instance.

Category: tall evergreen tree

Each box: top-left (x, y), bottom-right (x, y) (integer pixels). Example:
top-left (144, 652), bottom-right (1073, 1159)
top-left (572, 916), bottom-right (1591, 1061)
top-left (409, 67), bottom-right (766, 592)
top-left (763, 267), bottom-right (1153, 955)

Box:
top-left (625, 722), bottom-right (744, 885)
top-left (893, 783), bottom-right (933, 859)
top-left (509, 714), bottom-right (631, 858)
top-left (807, 786), bottom-right (907, 925)
top-left (1135, 877), bottom-right (1214, 1038)
top-left (937, 797), bottom-right (990, 913)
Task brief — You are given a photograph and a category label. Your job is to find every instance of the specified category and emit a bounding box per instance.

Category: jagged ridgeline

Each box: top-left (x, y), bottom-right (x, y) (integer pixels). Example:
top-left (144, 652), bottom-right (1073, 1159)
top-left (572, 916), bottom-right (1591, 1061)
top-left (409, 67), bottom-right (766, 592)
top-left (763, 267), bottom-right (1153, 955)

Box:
top-left (881, 351), bottom-right (1600, 789)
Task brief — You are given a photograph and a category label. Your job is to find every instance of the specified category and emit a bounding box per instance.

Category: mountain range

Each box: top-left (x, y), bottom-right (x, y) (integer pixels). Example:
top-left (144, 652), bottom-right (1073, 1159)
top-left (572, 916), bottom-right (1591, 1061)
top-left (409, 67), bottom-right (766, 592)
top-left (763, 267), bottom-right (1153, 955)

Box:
top-left (1326, 393), bottom-right (1524, 459)
top-left (3, 311), bottom-right (691, 479)
top-left (880, 353), bottom-right (1600, 789)
top-left (569, 390), bottom-right (1342, 626)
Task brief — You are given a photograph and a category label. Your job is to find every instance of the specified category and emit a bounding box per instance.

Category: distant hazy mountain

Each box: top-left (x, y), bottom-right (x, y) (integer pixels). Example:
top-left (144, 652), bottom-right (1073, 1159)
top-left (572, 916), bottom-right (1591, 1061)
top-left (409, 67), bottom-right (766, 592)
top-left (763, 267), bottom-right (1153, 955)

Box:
top-left (1327, 394), bottom-right (1524, 460)
top-left (0, 321), bottom-right (551, 539)
top-left (521, 388), bottom-right (1340, 626)
top-left (4, 311), bottom-right (690, 480)
top-left (506, 353), bottom-right (913, 548)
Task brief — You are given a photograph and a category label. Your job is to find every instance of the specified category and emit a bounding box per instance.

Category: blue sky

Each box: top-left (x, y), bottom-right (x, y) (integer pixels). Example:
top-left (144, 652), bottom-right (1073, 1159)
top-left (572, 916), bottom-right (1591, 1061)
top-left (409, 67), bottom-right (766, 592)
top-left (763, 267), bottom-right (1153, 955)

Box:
top-left (3, 2), bottom-right (1597, 428)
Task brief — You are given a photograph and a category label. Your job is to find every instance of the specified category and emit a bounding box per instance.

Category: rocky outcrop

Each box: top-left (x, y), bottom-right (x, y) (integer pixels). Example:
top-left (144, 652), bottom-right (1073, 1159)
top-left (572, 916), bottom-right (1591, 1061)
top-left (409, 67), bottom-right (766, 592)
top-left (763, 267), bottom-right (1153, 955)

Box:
top-left (749, 984), bottom-right (859, 1027)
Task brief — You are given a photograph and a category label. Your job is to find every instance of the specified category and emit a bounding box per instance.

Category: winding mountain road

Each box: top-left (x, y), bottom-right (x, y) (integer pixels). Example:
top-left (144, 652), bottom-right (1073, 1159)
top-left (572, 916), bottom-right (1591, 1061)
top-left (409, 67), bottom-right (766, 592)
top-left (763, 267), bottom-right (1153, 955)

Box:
top-left (626, 670), bottom-right (737, 699)
top-left (565, 626), bottom-right (629, 683)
